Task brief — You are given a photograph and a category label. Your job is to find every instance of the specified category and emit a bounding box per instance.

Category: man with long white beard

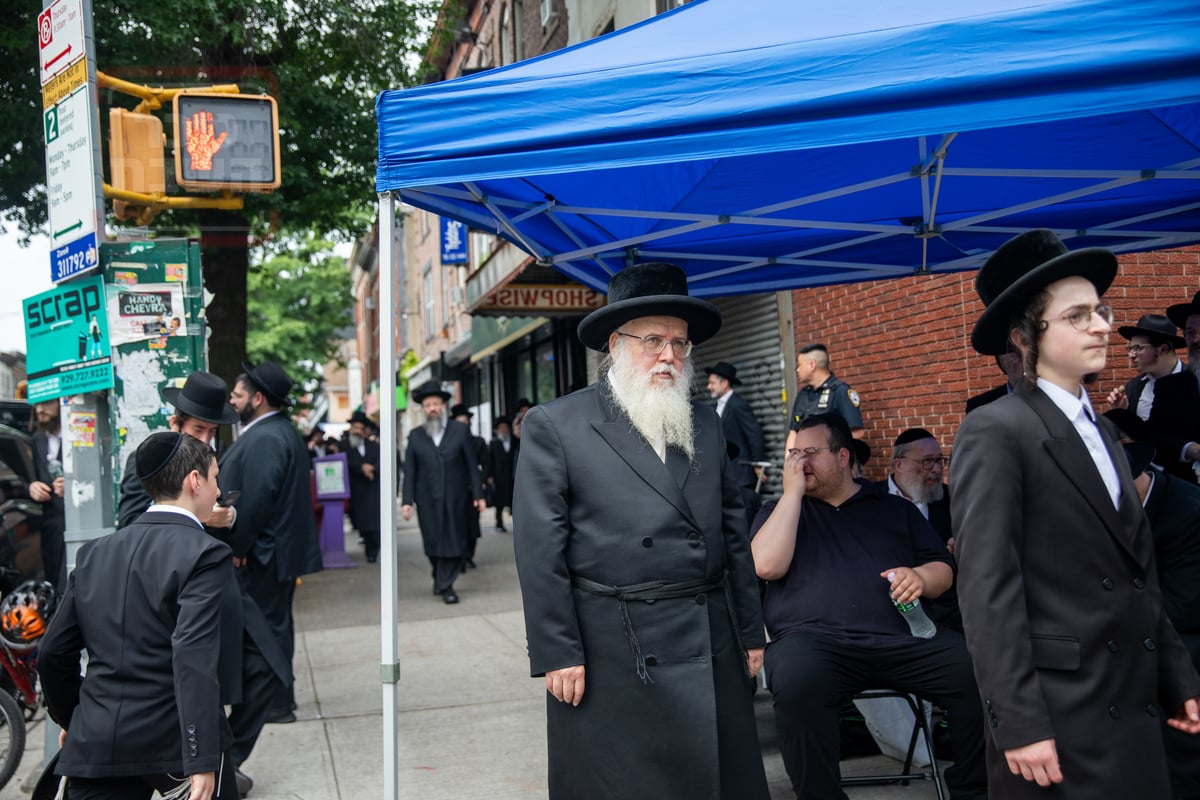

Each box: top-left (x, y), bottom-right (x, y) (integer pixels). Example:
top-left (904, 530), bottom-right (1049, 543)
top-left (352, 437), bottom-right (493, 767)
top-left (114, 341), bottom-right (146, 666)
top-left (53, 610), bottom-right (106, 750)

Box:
top-left (512, 262), bottom-right (768, 800)
top-left (401, 382), bottom-right (486, 604)
top-left (1147, 290), bottom-right (1200, 482)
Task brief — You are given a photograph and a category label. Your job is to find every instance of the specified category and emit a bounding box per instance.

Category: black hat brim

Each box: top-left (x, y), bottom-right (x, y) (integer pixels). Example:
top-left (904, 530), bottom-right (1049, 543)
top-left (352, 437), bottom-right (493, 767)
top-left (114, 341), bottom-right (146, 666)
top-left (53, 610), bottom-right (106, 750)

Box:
top-left (971, 248), bottom-right (1118, 356)
top-left (703, 366), bottom-right (742, 386)
top-left (240, 360), bottom-right (291, 406)
top-left (412, 388), bottom-right (452, 403)
top-left (1116, 325), bottom-right (1186, 349)
top-left (162, 386), bottom-right (239, 425)
top-left (1167, 302), bottom-right (1200, 332)
top-left (577, 296), bottom-right (721, 352)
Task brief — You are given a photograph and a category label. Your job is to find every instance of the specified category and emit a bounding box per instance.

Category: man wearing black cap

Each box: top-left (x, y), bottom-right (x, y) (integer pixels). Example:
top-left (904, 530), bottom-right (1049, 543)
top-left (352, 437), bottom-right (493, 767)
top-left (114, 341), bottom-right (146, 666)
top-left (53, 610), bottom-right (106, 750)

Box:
top-left (401, 382), bottom-right (486, 603)
top-left (1147, 291), bottom-right (1200, 483)
top-left (344, 411), bottom-right (382, 563)
top-left (1106, 313), bottom-right (1184, 420)
top-left (705, 361), bottom-right (766, 528)
top-left (486, 415), bottom-right (516, 532)
top-left (221, 361), bottom-right (323, 736)
top-left (451, 403), bottom-right (487, 567)
top-left (513, 262), bottom-right (768, 800)
top-left (950, 230), bottom-right (1200, 798)
top-left (39, 432), bottom-right (238, 800)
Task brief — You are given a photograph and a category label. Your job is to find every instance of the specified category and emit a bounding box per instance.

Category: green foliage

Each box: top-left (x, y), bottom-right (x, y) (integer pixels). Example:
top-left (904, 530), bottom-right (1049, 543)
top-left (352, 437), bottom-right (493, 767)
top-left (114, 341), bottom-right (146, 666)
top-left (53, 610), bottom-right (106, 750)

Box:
top-left (246, 237), bottom-right (353, 394)
top-left (0, 0), bottom-right (436, 240)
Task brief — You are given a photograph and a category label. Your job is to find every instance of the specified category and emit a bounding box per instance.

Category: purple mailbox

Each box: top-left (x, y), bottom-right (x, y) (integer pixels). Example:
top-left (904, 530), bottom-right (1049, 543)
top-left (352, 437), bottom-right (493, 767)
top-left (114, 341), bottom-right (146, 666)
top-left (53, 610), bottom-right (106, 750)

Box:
top-left (312, 453), bottom-right (357, 569)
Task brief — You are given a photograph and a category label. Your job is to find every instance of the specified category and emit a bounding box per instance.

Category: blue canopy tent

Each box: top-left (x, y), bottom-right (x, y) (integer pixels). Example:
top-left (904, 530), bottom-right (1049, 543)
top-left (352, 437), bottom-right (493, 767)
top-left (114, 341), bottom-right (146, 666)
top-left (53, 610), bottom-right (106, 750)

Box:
top-left (376, 0), bottom-right (1200, 296)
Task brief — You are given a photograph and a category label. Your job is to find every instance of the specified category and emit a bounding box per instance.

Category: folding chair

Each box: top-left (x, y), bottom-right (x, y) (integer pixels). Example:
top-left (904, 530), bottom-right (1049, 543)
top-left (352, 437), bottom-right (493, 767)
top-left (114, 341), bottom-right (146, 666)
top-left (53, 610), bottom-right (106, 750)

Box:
top-left (840, 689), bottom-right (946, 799)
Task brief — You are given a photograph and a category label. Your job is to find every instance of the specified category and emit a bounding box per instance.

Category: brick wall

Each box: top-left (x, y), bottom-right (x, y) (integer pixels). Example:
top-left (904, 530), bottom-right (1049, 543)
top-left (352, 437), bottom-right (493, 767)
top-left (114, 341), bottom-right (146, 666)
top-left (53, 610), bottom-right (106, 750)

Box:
top-left (789, 247), bottom-right (1200, 481)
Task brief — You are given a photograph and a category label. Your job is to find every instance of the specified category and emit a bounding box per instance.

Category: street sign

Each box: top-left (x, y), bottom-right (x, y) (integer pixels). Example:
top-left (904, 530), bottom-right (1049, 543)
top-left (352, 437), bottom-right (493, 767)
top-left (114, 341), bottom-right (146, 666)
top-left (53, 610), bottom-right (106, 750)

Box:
top-left (173, 93), bottom-right (281, 191)
top-left (39, 0), bottom-right (102, 284)
top-left (440, 217), bottom-right (467, 264)
top-left (23, 275), bottom-right (114, 402)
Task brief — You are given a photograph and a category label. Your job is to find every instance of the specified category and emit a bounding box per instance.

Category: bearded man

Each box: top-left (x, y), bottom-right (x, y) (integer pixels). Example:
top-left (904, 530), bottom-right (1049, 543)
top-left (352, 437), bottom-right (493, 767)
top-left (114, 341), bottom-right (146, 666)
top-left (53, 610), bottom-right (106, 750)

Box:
top-left (512, 262), bottom-right (769, 800)
top-left (401, 382), bottom-right (486, 604)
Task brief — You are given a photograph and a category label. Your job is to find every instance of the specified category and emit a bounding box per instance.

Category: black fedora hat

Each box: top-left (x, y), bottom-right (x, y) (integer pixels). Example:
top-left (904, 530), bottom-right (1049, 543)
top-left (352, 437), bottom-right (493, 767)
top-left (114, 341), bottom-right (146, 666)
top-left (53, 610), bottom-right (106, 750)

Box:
top-left (1117, 313), bottom-right (1185, 349)
top-left (576, 262), bottom-right (721, 352)
top-left (449, 403), bottom-right (473, 418)
top-left (971, 230), bottom-right (1117, 356)
top-left (1166, 290), bottom-right (1200, 331)
top-left (412, 379), bottom-right (451, 403)
top-left (240, 360), bottom-right (294, 407)
top-left (349, 410), bottom-right (376, 428)
top-left (703, 361), bottom-right (742, 386)
top-left (162, 372), bottom-right (238, 425)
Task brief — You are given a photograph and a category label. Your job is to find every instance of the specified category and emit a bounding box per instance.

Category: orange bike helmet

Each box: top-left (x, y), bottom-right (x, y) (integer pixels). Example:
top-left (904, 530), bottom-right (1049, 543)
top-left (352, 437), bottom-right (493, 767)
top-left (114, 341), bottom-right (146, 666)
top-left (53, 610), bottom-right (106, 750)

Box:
top-left (0, 580), bottom-right (57, 650)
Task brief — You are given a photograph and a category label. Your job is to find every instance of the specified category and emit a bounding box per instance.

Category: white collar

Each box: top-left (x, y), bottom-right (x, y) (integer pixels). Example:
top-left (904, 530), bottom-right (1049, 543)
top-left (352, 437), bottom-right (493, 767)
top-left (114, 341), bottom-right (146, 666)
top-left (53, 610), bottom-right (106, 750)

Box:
top-left (145, 503), bottom-right (203, 527)
top-left (1036, 377), bottom-right (1096, 422)
top-left (239, 409), bottom-right (282, 434)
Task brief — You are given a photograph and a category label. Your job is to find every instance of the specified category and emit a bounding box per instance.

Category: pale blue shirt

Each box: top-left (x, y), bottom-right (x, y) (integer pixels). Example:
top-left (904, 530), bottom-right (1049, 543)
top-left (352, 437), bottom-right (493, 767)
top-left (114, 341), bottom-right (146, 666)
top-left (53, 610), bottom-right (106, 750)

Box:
top-left (1037, 378), bottom-right (1120, 508)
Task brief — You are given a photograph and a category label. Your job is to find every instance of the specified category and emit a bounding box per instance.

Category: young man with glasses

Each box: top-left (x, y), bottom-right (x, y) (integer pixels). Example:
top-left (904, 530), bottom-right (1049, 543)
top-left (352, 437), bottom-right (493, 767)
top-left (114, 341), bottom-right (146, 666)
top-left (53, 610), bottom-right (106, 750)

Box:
top-left (1106, 313), bottom-right (1184, 421)
top-left (751, 412), bottom-right (986, 800)
top-left (513, 262), bottom-right (768, 800)
top-left (951, 230), bottom-right (1200, 798)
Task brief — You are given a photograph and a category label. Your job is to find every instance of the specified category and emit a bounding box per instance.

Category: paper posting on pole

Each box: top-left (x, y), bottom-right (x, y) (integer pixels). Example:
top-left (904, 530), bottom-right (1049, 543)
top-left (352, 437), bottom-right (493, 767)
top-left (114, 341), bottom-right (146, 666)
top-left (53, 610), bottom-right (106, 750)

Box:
top-left (104, 283), bottom-right (188, 346)
top-left (23, 275), bottom-right (114, 402)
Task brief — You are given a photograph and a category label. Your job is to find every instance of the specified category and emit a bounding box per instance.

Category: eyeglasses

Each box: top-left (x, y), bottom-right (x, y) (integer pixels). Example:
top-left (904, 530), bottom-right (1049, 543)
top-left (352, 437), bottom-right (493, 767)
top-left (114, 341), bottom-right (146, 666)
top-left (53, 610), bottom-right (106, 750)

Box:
top-left (615, 331), bottom-right (693, 358)
top-left (787, 447), bottom-right (833, 458)
top-left (899, 455), bottom-right (950, 470)
top-left (1041, 303), bottom-right (1113, 331)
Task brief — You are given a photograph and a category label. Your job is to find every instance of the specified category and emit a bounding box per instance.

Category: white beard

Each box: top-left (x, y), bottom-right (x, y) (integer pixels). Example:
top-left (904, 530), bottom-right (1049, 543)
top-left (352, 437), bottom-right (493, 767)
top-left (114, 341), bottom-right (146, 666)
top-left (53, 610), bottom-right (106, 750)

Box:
top-left (423, 409), bottom-right (447, 437)
top-left (895, 473), bottom-right (945, 505)
top-left (606, 342), bottom-right (696, 462)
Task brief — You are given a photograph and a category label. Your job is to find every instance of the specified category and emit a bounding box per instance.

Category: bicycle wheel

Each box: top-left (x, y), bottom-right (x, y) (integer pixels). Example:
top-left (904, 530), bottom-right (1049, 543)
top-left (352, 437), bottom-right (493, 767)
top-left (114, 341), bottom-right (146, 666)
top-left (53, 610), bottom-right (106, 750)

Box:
top-left (0, 689), bottom-right (26, 791)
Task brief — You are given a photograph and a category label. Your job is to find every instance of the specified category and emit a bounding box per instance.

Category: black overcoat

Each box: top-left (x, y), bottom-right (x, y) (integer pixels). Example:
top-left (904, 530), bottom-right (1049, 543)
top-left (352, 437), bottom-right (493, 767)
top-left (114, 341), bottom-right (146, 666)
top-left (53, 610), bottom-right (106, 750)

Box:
top-left (402, 421), bottom-right (483, 558)
top-left (486, 436), bottom-right (516, 508)
top-left (719, 391), bottom-right (765, 488)
top-left (1145, 471), bottom-right (1200, 667)
top-left (1146, 370), bottom-right (1200, 481)
top-left (951, 387), bottom-right (1200, 799)
top-left (38, 511), bottom-right (234, 778)
top-left (345, 438), bottom-right (382, 533)
top-left (512, 380), bottom-right (767, 800)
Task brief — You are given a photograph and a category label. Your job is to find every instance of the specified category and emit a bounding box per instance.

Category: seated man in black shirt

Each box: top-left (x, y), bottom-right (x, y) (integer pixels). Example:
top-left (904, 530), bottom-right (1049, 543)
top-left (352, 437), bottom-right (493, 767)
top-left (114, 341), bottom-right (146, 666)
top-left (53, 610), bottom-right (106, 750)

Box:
top-left (751, 413), bottom-right (986, 800)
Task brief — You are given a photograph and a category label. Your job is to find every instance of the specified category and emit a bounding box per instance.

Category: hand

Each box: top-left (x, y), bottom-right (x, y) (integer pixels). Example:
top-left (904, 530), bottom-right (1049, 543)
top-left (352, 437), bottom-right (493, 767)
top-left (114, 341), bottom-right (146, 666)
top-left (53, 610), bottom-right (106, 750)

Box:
top-left (401, 504), bottom-right (413, 522)
top-left (780, 449), bottom-right (807, 498)
top-left (1106, 385), bottom-right (1128, 411)
top-left (207, 505), bottom-right (234, 529)
top-left (232, 556), bottom-right (246, 568)
top-left (881, 566), bottom-right (926, 605)
top-left (1168, 697), bottom-right (1200, 734)
top-left (58, 728), bottom-right (66, 749)
top-left (362, 463), bottom-right (376, 481)
top-left (945, 536), bottom-right (955, 555)
top-left (29, 481), bottom-right (52, 503)
top-left (52, 476), bottom-right (65, 497)
top-left (185, 111), bottom-right (227, 171)
top-left (474, 498), bottom-right (487, 512)
top-left (1004, 738), bottom-right (1063, 786)
top-left (546, 665), bottom-right (585, 706)
top-left (189, 771), bottom-right (216, 800)
top-left (746, 647), bottom-right (764, 679)
top-left (1185, 443), bottom-right (1200, 464)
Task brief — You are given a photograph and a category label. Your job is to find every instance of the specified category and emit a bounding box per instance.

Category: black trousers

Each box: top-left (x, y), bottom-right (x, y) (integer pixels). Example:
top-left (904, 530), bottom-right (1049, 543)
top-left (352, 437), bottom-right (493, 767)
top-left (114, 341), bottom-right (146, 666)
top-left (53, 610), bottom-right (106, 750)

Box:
top-left (240, 558), bottom-right (297, 714)
top-left (228, 631), bottom-right (279, 765)
top-left (64, 754), bottom-right (239, 799)
top-left (430, 556), bottom-right (462, 593)
top-left (41, 516), bottom-right (67, 593)
top-left (765, 629), bottom-right (988, 800)
top-left (361, 528), bottom-right (380, 561)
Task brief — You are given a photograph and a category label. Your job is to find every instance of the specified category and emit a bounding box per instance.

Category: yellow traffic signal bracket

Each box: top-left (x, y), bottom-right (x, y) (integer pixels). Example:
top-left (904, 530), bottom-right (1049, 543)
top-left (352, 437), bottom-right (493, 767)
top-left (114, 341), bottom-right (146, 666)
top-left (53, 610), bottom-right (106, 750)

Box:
top-left (97, 70), bottom-right (240, 114)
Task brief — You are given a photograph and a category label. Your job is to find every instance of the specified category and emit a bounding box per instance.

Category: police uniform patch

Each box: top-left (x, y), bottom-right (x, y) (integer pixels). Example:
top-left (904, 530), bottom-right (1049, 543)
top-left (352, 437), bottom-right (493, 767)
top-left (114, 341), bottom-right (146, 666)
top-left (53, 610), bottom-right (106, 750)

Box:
top-left (847, 389), bottom-right (861, 408)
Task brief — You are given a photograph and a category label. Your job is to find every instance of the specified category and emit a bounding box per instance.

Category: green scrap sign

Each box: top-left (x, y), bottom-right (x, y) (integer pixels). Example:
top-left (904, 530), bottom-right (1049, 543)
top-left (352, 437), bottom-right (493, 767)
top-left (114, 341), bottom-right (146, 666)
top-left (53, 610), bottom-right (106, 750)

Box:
top-left (23, 275), bottom-right (113, 402)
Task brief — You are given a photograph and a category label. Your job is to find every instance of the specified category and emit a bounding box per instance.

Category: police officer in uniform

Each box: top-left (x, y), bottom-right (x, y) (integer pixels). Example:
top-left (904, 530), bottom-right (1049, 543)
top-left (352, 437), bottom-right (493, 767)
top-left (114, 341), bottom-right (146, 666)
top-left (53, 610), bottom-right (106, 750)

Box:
top-left (784, 343), bottom-right (863, 451)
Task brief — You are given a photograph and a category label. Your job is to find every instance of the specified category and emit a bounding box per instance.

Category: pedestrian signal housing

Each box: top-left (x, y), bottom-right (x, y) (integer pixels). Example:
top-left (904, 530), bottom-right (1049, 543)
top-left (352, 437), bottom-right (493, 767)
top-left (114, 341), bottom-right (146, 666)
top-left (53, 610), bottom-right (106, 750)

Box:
top-left (172, 92), bottom-right (281, 192)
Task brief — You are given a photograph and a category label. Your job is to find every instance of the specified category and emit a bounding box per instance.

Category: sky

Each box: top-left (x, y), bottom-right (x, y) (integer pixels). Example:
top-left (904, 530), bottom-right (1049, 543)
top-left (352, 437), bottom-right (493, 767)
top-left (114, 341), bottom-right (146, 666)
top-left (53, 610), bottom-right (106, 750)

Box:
top-left (0, 232), bottom-right (52, 354)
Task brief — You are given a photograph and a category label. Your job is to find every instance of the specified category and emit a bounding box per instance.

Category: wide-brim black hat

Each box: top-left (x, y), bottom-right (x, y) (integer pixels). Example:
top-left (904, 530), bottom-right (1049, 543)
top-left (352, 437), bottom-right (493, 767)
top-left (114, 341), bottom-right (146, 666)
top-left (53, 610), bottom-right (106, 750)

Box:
top-left (412, 379), bottom-right (451, 403)
top-left (241, 360), bottom-right (294, 407)
top-left (971, 230), bottom-right (1118, 356)
top-left (1117, 313), bottom-right (1185, 349)
top-left (703, 361), bottom-right (742, 386)
top-left (1166, 290), bottom-right (1200, 331)
top-left (576, 262), bottom-right (721, 352)
top-left (349, 410), bottom-right (376, 428)
top-left (162, 372), bottom-right (238, 425)
top-left (449, 403), bottom-right (472, 418)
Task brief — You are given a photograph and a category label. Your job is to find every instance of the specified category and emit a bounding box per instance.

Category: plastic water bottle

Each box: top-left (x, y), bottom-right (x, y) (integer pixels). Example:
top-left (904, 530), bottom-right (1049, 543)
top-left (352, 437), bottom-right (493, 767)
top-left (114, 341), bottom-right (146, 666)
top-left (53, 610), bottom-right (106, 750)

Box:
top-left (887, 571), bottom-right (937, 639)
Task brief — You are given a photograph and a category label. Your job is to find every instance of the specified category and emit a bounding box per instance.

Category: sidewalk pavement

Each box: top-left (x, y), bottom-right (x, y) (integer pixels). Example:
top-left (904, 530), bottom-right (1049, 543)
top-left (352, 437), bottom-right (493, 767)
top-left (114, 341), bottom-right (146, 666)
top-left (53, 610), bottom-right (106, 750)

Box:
top-left (5, 515), bottom-right (943, 799)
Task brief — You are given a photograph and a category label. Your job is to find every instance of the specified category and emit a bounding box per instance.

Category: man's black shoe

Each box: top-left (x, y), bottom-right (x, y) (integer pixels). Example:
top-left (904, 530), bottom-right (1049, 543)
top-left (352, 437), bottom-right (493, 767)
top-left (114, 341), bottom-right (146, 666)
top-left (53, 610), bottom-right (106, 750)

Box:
top-left (443, 590), bottom-right (459, 604)
top-left (235, 767), bottom-right (254, 797)
top-left (266, 709), bottom-right (297, 724)
top-left (464, 557), bottom-right (477, 569)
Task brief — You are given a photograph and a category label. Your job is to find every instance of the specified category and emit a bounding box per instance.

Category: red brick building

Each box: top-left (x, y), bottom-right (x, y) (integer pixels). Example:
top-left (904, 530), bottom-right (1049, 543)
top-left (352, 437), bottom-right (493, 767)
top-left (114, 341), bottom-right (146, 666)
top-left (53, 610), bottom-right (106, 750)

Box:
top-left (789, 247), bottom-right (1200, 482)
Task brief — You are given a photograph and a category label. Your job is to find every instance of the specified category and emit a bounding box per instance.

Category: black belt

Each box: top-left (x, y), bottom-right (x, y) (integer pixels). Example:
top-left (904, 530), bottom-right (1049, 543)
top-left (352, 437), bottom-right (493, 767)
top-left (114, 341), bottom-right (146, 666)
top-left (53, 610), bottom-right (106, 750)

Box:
top-left (573, 573), bottom-right (745, 684)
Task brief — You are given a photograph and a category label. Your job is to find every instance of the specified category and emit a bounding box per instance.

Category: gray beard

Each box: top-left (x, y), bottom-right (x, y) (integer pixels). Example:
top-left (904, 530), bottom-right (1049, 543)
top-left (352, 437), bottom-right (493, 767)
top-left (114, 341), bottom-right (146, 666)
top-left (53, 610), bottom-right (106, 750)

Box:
top-left (896, 475), bottom-right (945, 506)
top-left (1189, 353), bottom-right (1200, 382)
top-left (606, 345), bottom-right (696, 462)
top-left (423, 411), bottom-right (446, 437)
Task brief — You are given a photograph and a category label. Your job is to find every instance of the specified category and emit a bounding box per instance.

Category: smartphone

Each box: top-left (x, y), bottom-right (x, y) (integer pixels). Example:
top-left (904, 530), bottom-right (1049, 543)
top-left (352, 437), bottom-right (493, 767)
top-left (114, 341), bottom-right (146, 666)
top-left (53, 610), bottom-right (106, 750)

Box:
top-left (217, 490), bottom-right (241, 508)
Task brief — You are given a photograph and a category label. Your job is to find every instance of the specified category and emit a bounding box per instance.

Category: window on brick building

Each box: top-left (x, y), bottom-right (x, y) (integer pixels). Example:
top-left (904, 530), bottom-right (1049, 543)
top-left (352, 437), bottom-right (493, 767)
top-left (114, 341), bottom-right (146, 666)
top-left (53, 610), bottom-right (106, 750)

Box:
top-left (501, 5), bottom-right (513, 65)
top-left (423, 264), bottom-right (435, 340)
top-left (540, 0), bottom-right (554, 26)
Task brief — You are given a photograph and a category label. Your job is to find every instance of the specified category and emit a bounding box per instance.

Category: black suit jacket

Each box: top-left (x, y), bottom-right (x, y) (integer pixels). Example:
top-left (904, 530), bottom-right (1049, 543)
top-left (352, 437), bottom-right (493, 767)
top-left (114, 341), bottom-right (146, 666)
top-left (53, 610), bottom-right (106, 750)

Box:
top-left (1147, 370), bottom-right (1200, 481)
top-left (344, 437), bottom-right (382, 532)
top-left (952, 387), bottom-right (1200, 795)
top-left (964, 383), bottom-right (1009, 413)
top-left (219, 413), bottom-right (322, 581)
top-left (1145, 470), bottom-right (1200, 667)
top-left (30, 430), bottom-right (64, 530)
top-left (720, 392), bottom-right (765, 488)
top-left (38, 511), bottom-right (234, 778)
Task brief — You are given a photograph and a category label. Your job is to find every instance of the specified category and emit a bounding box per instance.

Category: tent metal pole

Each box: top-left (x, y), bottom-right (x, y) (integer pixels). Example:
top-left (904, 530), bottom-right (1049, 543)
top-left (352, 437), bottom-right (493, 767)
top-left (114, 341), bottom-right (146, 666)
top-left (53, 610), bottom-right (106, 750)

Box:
top-left (378, 191), bottom-right (401, 800)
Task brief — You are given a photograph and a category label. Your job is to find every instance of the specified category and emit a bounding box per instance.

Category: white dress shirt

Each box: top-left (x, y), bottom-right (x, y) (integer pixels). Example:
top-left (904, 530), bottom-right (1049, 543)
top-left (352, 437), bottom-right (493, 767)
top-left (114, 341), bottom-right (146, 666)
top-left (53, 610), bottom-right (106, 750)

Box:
top-left (1037, 378), bottom-right (1120, 508)
top-left (715, 389), bottom-right (733, 418)
top-left (1135, 358), bottom-right (1183, 421)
